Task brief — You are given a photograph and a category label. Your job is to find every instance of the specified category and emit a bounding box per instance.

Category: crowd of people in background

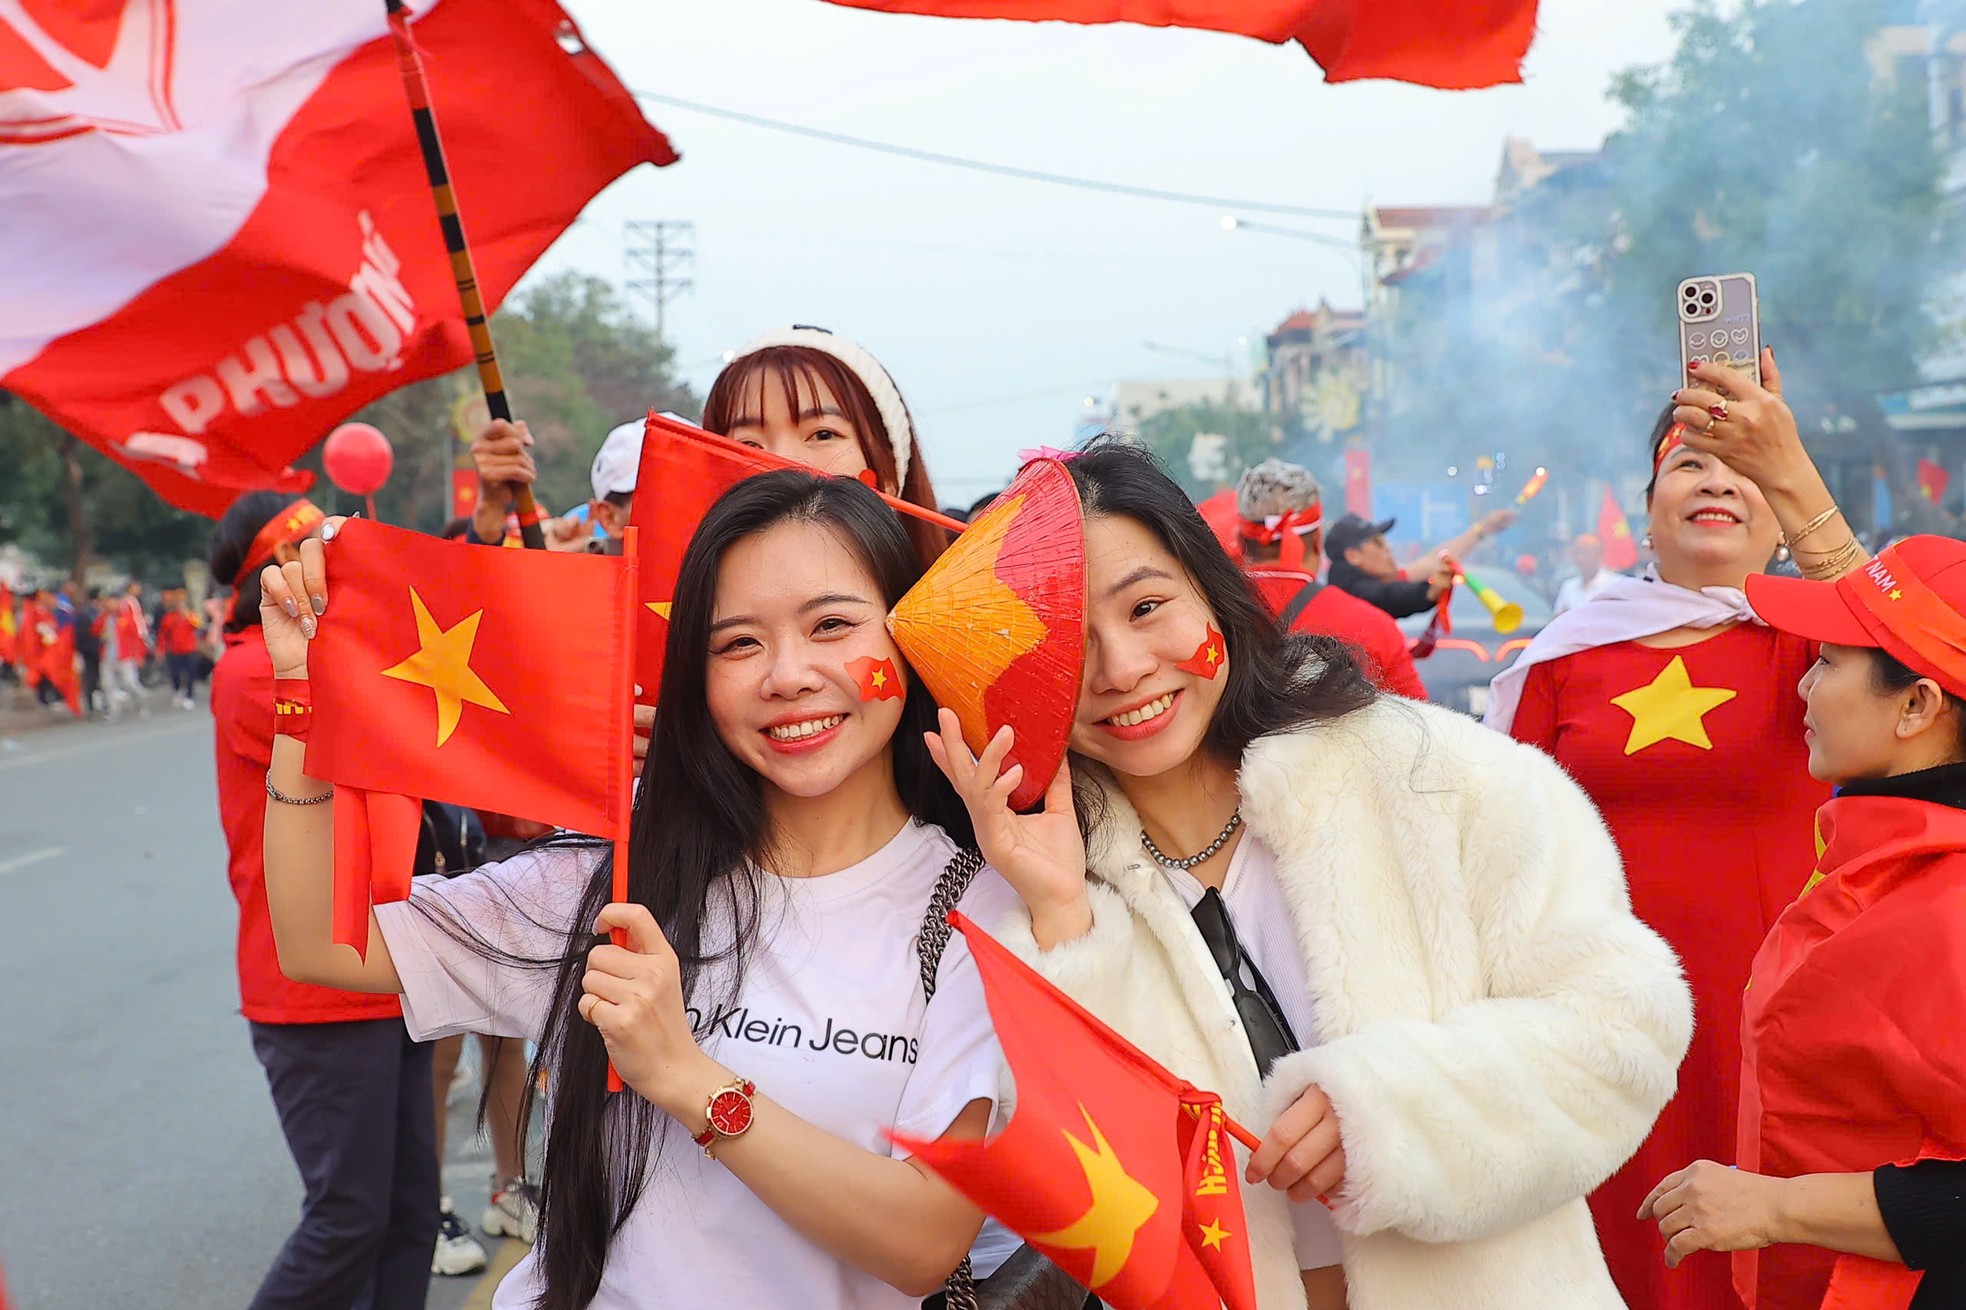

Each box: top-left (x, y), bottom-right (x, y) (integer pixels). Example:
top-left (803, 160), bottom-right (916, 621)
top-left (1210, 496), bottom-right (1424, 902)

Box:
top-left (1, 576), bottom-right (216, 718)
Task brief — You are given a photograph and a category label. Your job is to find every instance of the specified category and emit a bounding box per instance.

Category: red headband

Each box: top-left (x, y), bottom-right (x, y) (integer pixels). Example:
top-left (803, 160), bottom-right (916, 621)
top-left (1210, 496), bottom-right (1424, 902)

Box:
top-left (1238, 504), bottom-right (1322, 545)
top-left (1842, 546), bottom-right (1966, 701)
top-left (1653, 422), bottom-right (1689, 474)
top-left (235, 499), bottom-right (325, 587)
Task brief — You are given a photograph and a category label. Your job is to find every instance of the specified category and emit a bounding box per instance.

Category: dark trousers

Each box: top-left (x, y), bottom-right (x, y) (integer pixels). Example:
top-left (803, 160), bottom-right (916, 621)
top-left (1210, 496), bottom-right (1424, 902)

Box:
top-left (165, 652), bottom-right (196, 696)
top-left (248, 1019), bottom-right (439, 1310)
top-left (79, 652), bottom-right (101, 714)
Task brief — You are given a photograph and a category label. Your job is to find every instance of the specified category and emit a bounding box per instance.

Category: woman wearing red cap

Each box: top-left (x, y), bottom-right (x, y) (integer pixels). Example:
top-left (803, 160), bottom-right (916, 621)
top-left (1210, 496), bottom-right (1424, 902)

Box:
top-left (1640, 534), bottom-right (1966, 1310)
top-left (1485, 350), bottom-right (1868, 1310)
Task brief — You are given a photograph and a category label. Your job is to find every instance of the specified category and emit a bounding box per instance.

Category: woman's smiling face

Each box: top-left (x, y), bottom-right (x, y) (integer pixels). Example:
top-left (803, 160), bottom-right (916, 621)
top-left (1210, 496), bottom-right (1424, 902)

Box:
top-left (704, 519), bottom-right (905, 800)
top-left (1069, 512), bottom-right (1229, 781)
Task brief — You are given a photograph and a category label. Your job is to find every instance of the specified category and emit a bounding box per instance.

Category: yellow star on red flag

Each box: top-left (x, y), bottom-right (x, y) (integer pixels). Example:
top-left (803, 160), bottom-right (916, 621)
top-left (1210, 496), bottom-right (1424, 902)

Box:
top-left (1031, 1108), bottom-right (1160, 1289)
top-left (380, 587), bottom-right (510, 747)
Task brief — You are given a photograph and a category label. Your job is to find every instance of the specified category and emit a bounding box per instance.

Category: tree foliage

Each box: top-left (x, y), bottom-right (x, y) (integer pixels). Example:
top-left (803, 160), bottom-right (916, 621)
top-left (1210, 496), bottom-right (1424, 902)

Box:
top-left (1376, 0), bottom-right (1950, 528)
top-left (0, 271), bottom-right (698, 585)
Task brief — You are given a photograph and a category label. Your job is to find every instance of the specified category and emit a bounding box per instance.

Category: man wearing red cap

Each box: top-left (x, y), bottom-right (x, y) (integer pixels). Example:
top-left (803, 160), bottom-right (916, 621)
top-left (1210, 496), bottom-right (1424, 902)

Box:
top-left (1640, 535), bottom-right (1966, 1310)
top-left (1234, 460), bottom-right (1427, 699)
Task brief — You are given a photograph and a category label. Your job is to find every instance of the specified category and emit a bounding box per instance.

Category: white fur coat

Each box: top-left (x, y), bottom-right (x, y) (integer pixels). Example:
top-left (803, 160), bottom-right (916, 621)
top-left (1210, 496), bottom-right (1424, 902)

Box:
top-left (995, 697), bottom-right (1692, 1310)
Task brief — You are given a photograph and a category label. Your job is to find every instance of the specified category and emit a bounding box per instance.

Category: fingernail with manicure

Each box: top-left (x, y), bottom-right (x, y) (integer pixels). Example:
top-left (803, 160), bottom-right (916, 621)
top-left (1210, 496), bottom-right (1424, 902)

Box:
top-left (282, 598), bottom-right (298, 618)
top-left (300, 616), bottom-right (317, 639)
top-left (311, 594), bottom-right (327, 615)
top-left (321, 522), bottom-right (337, 541)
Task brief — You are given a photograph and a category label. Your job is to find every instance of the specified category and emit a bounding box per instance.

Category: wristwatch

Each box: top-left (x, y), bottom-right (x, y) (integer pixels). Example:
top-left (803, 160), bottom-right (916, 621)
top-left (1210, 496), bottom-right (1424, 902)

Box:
top-left (692, 1078), bottom-right (757, 1157)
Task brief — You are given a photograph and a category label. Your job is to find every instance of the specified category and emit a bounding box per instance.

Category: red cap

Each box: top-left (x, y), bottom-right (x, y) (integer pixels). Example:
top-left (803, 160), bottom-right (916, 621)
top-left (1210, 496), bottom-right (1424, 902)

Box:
top-left (1746, 535), bottom-right (1966, 700)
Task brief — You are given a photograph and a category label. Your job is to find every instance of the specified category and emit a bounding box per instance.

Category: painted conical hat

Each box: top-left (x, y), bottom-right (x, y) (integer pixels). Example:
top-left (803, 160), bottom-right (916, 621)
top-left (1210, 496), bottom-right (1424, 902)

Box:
top-left (889, 459), bottom-right (1086, 811)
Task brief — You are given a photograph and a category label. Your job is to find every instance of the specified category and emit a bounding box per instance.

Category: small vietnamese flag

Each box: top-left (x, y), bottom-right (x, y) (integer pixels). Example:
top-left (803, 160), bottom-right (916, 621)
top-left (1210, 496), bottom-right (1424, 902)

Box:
top-left (893, 913), bottom-right (1258, 1310)
top-left (848, 655), bottom-right (903, 702)
top-left (307, 519), bottom-right (638, 952)
top-left (0, 584), bottom-right (14, 667)
top-left (1598, 488), bottom-right (1639, 572)
top-left (1176, 626), bottom-right (1227, 680)
top-left (1917, 456), bottom-right (1951, 505)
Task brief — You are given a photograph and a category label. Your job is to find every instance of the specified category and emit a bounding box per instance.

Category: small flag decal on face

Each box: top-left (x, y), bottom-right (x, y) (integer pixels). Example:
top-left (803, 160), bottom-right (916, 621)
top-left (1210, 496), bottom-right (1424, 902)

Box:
top-left (849, 655), bottom-right (903, 702)
top-left (1176, 626), bottom-right (1227, 680)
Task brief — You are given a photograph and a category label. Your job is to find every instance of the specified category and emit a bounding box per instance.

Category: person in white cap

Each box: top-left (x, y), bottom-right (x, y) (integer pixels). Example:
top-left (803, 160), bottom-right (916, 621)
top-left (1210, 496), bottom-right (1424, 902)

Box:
top-left (701, 326), bottom-right (948, 567)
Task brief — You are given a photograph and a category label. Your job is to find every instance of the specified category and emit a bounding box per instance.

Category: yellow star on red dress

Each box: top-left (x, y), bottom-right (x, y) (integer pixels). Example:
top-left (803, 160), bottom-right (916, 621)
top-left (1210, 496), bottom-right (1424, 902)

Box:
top-left (380, 587), bottom-right (510, 747)
top-left (1610, 654), bottom-right (1737, 754)
top-left (1197, 1217), bottom-right (1232, 1251)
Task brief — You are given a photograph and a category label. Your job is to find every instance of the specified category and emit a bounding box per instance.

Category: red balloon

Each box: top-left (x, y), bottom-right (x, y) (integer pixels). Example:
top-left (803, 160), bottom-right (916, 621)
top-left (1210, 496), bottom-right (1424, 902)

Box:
top-left (323, 423), bottom-right (393, 496)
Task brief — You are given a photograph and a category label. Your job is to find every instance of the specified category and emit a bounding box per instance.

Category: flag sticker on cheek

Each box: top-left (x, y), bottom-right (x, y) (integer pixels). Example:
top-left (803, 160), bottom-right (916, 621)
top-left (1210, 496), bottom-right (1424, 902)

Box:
top-left (1176, 625), bottom-right (1227, 680)
top-left (848, 655), bottom-right (904, 702)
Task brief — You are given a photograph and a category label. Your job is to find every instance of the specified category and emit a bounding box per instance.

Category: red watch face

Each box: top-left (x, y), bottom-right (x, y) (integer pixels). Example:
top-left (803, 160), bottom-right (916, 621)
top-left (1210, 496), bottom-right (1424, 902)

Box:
top-left (707, 1088), bottom-right (753, 1137)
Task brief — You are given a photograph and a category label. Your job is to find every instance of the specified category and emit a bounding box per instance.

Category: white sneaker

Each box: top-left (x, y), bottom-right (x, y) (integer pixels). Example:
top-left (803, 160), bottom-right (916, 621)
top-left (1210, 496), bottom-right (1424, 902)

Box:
top-left (432, 1199), bottom-right (489, 1275)
top-left (482, 1179), bottom-right (539, 1244)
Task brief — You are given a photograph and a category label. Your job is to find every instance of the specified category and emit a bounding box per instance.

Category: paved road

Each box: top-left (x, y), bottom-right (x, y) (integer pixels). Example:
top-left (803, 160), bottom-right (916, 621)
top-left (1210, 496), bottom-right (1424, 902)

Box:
top-left (0, 707), bottom-right (521, 1309)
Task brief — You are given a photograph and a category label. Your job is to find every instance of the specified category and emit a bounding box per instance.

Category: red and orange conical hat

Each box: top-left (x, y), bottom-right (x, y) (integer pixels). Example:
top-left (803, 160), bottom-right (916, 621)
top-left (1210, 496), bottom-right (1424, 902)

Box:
top-left (889, 459), bottom-right (1086, 811)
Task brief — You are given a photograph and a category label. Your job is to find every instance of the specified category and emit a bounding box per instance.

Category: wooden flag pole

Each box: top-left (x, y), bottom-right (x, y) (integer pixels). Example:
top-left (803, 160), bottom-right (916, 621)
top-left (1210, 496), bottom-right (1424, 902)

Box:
top-left (383, 0), bottom-right (547, 550)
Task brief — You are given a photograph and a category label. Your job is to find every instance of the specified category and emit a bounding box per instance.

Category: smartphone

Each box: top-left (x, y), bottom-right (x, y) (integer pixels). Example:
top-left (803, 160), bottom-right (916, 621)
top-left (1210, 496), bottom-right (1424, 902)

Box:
top-left (1677, 272), bottom-right (1762, 393)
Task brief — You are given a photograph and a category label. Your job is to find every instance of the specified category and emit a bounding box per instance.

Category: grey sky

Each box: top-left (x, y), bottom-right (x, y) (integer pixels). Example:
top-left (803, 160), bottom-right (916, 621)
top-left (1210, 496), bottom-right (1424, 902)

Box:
top-left (525, 0), bottom-right (1681, 503)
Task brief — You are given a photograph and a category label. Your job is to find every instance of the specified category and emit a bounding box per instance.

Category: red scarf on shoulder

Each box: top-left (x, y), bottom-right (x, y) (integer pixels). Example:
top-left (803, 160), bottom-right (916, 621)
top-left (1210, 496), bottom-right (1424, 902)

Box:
top-left (1736, 791), bottom-right (1966, 1309)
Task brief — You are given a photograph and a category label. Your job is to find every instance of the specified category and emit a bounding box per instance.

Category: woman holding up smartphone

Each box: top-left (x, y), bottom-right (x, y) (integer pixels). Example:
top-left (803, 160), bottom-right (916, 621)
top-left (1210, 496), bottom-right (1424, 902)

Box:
top-left (256, 472), bottom-right (1021, 1310)
top-left (1487, 349), bottom-right (1868, 1310)
top-left (1641, 533), bottom-right (1966, 1310)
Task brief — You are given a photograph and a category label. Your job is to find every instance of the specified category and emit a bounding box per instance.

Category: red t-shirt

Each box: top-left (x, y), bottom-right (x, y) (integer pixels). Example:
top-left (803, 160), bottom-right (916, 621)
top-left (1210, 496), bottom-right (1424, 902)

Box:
top-left (115, 596), bottom-right (150, 658)
top-left (211, 632), bottom-right (401, 1025)
top-left (1246, 567), bottom-right (1428, 699)
top-left (158, 610), bottom-right (200, 655)
top-left (1510, 624), bottom-right (1828, 1310)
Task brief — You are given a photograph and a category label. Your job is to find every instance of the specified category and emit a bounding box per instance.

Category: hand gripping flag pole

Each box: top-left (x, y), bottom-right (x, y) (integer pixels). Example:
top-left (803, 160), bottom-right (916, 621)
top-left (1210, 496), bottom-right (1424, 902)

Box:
top-left (384, 0), bottom-right (548, 550)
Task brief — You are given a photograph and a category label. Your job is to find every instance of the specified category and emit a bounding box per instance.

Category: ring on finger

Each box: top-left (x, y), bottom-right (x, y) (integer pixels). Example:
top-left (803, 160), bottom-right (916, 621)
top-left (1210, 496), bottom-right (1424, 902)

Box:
top-left (1708, 400), bottom-right (1729, 422)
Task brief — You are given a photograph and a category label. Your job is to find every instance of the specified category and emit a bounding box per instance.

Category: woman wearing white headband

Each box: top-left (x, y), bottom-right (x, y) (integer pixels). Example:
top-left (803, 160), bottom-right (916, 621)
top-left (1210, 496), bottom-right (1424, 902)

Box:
top-left (701, 326), bottom-right (948, 567)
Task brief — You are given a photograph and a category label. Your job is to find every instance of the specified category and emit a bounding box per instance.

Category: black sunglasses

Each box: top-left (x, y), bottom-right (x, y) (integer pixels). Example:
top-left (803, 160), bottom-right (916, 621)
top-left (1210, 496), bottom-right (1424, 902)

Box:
top-left (1190, 887), bottom-right (1299, 1075)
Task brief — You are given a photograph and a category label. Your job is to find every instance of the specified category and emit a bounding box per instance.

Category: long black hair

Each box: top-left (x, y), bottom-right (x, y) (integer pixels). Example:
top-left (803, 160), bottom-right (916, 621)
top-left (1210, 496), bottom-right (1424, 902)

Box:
top-left (207, 490), bottom-right (296, 633)
top-left (1064, 442), bottom-right (1377, 778)
top-left (523, 469), bottom-right (969, 1310)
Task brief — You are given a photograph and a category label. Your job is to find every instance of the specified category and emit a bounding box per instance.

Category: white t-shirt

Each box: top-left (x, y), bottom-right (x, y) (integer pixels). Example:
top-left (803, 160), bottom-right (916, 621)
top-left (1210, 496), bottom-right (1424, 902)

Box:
top-left (1160, 835), bottom-right (1344, 1271)
top-left (1553, 567), bottom-right (1621, 614)
top-left (375, 819), bottom-right (1022, 1310)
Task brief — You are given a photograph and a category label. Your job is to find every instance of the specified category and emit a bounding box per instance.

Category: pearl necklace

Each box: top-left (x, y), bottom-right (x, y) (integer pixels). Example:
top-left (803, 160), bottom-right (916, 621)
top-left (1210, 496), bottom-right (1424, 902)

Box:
top-left (1141, 810), bottom-right (1243, 872)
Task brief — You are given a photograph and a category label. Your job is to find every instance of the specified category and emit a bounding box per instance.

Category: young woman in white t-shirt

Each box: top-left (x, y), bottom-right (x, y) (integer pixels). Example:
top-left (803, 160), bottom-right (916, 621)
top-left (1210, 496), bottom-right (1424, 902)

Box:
top-left (256, 470), bottom-right (1020, 1310)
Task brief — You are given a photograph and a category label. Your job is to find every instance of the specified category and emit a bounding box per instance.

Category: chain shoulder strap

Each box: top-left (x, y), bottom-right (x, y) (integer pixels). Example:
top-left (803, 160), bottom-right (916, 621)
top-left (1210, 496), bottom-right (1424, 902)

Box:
top-left (917, 846), bottom-right (984, 1002)
top-left (918, 845), bottom-right (985, 1310)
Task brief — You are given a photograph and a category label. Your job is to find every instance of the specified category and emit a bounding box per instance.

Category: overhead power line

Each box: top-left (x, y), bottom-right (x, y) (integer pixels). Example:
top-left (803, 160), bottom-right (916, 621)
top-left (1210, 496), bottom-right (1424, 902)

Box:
top-left (634, 91), bottom-right (1357, 222)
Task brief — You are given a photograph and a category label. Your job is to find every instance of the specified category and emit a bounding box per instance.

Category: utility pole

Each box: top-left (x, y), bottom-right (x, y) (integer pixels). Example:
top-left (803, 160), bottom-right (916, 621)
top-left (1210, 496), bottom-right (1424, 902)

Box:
top-left (623, 220), bottom-right (694, 347)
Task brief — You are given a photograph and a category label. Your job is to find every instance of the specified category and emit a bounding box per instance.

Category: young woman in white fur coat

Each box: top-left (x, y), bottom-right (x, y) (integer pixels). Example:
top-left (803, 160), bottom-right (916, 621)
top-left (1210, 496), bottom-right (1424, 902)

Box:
top-left (927, 443), bottom-right (1695, 1310)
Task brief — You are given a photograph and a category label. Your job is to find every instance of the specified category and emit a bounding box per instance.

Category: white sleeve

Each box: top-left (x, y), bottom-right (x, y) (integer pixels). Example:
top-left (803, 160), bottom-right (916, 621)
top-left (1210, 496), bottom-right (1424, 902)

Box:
top-left (374, 844), bottom-right (598, 1043)
top-left (886, 871), bottom-right (1019, 1156)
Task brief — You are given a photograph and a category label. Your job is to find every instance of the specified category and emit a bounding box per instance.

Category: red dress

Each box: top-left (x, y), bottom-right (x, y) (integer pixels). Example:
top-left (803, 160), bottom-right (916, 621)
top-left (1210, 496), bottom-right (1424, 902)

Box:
top-left (1510, 623), bottom-right (1828, 1310)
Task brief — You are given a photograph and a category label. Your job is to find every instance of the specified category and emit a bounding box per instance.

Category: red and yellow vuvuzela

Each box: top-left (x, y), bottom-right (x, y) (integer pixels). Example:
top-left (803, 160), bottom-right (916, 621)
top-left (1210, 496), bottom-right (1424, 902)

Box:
top-left (887, 458), bottom-right (1087, 811)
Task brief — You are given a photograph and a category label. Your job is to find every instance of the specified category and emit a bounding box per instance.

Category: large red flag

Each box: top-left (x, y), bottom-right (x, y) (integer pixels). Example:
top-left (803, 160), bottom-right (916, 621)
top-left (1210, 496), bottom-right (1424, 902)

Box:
top-left (0, 0), bottom-right (676, 516)
top-left (820, 0), bottom-right (1538, 88)
top-left (1597, 487), bottom-right (1640, 572)
top-left (307, 519), bottom-right (637, 950)
top-left (894, 913), bottom-right (1258, 1310)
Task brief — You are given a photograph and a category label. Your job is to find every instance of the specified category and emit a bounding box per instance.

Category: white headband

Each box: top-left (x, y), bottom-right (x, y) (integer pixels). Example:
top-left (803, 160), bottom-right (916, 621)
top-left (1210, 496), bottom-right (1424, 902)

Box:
top-left (736, 326), bottom-right (915, 490)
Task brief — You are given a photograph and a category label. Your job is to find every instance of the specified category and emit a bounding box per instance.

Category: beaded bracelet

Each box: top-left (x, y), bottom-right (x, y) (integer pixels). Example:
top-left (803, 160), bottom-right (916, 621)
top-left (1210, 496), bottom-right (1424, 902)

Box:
top-left (265, 771), bottom-right (334, 806)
